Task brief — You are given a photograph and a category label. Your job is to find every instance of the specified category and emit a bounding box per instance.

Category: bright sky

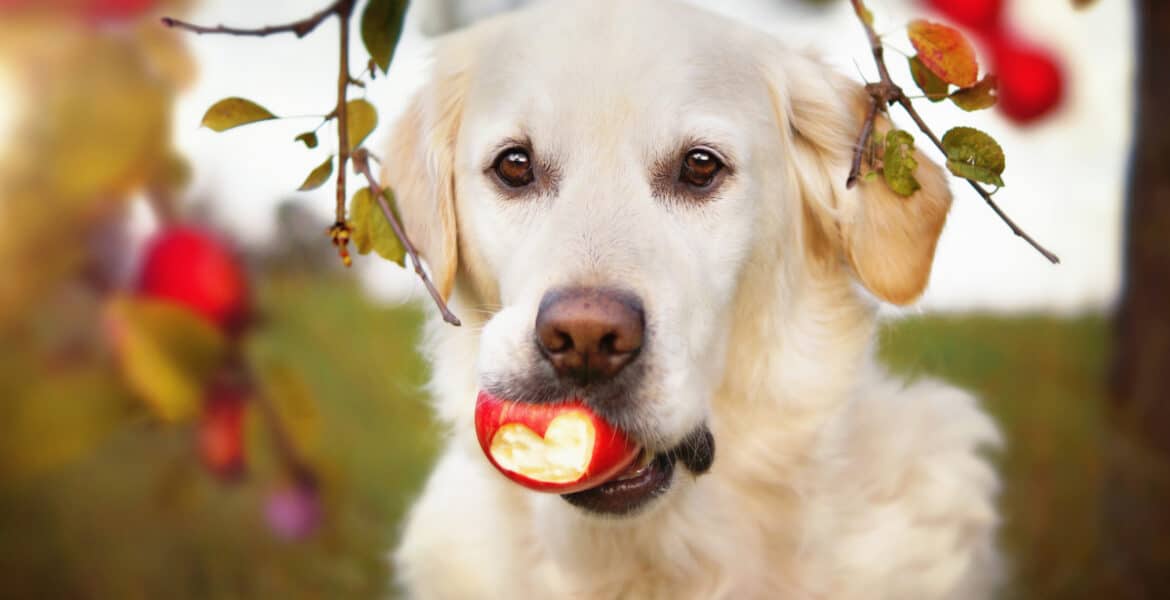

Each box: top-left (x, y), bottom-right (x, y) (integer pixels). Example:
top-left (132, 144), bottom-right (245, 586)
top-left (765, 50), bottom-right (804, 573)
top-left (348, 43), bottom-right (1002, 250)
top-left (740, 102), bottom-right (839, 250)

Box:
top-left (171, 0), bottom-right (1132, 314)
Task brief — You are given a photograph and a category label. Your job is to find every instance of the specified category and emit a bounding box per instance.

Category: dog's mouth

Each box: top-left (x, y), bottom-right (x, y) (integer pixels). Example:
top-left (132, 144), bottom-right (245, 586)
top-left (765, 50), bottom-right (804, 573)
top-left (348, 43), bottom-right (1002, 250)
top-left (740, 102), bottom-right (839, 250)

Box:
top-left (562, 426), bottom-right (714, 516)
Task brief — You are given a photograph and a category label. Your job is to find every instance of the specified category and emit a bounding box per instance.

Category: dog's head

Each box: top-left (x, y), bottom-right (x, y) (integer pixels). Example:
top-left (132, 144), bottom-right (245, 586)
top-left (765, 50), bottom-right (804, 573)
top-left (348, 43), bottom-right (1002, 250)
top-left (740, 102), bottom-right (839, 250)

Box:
top-left (384, 0), bottom-right (951, 516)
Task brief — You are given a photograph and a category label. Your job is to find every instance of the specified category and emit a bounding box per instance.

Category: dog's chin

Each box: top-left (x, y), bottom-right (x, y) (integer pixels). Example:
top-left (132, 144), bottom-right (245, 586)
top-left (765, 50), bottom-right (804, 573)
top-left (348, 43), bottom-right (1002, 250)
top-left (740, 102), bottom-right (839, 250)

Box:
top-left (561, 425), bottom-right (714, 517)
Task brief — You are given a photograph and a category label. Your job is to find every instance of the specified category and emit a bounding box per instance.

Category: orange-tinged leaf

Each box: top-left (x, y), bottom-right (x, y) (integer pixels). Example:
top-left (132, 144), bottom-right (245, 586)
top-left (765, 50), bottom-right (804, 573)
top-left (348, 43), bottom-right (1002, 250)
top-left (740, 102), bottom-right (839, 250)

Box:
top-left (907, 20), bottom-right (978, 87)
top-left (909, 56), bottom-right (949, 102)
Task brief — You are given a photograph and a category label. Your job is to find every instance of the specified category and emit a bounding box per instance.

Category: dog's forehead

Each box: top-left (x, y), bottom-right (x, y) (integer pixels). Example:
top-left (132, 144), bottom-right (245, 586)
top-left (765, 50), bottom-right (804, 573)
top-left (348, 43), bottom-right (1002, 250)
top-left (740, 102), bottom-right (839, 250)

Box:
top-left (462, 0), bottom-right (769, 144)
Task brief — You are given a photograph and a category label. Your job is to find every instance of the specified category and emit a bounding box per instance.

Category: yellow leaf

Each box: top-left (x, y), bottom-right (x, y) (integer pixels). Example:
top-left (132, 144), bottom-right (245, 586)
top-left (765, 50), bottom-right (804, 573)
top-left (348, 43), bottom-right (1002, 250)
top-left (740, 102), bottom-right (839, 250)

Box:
top-left (349, 186), bottom-right (405, 265)
top-left (298, 155), bottom-right (334, 191)
top-left (104, 296), bottom-right (228, 423)
top-left (345, 99), bottom-right (378, 151)
top-left (256, 362), bottom-right (321, 456)
top-left (201, 97), bottom-right (276, 132)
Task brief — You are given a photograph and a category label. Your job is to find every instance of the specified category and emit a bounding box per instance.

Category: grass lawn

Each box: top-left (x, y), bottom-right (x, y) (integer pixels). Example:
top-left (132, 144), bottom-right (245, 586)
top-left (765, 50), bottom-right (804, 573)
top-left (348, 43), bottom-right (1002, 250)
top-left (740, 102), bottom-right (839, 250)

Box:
top-left (0, 276), bottom-right (1109, 599)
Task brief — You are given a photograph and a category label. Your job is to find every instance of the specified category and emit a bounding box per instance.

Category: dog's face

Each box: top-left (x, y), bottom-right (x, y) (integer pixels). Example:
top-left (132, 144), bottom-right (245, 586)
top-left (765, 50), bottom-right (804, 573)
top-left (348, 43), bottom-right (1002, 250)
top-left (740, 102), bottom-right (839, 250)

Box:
top-left (385, 0), bottom-right (951, 517)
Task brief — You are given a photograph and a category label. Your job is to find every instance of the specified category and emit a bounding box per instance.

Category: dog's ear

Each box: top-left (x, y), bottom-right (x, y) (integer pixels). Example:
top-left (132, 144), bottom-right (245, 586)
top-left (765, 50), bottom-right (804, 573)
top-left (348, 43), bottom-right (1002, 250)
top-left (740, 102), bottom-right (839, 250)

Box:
top-left (767, 51), bottom-right (953, 305)
top-left (381, 44), bottom-right (473, 301)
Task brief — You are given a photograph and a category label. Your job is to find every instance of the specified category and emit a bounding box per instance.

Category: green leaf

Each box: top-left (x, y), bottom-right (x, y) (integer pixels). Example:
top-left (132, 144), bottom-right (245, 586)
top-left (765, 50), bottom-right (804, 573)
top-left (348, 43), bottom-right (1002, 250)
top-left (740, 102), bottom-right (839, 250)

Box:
top-left (942, 126), bottom-right (1005, 187)
top-left (949, 75), bottom-right (998, 111)
top-left (909, 56), bottom-right (949, 102)
top-left (200, 97), bottom-right (276, 132)
top-left (882, 129), bottom-right (920, 197)
top-left (104, 296), bottom-right (228, 423)
top-left (298, 155), bottom-right (334, 191)
top-left (907, 20), bottom-right (978, 87)
top-left (345, 99), bottom-right (378, 151)
top-left (349, 186), bottom-right (406, 265)
top-left (361, 0), bottom-right (409, 74)
top-left (294, 131), bottom-right (318, 149)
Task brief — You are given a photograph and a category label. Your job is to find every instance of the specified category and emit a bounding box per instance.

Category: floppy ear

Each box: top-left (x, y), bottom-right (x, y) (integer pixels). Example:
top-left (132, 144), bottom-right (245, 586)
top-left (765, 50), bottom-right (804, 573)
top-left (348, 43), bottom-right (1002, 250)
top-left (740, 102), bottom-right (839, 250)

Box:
top-left (381, 44), bottom-right (473, 300)
top-left (769, 51), bottom-right (953, 305)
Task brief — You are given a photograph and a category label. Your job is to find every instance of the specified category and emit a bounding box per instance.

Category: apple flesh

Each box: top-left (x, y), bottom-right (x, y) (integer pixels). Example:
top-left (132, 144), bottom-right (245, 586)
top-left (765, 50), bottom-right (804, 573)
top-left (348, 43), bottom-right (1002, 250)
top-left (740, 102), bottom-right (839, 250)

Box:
top-left (475, 391), bottom-right (639, 494)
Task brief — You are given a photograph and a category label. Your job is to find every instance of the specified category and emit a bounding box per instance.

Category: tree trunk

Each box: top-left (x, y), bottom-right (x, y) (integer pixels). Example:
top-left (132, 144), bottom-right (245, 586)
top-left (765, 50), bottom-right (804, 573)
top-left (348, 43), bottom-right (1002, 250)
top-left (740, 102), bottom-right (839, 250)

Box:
top-left (1106, 0), bottom-right (1170, 596)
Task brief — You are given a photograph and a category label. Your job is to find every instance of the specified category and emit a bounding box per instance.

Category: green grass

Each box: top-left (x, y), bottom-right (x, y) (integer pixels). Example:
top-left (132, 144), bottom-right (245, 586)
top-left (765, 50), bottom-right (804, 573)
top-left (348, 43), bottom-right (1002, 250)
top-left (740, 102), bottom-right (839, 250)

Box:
top-left (0, 276), bottom-right (1110, 599)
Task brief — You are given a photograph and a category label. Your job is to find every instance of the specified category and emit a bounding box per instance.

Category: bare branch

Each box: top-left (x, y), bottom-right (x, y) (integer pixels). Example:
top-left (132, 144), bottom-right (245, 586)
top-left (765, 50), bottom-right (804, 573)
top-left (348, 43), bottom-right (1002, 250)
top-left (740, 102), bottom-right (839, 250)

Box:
top-left (846, 0), bottom-right (1059, 264)
top-left (335, 0), bottom-right (354, 227)
top-left (352, 149), bottom-right (463, 327)
top-left (161, 1), bottom-right (344, 38)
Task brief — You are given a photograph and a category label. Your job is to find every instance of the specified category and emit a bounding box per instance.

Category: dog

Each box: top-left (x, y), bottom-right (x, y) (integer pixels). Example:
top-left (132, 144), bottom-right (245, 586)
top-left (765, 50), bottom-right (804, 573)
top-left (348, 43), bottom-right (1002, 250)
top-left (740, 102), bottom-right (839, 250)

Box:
top-left (382, 1), bottom-right (1002, 597)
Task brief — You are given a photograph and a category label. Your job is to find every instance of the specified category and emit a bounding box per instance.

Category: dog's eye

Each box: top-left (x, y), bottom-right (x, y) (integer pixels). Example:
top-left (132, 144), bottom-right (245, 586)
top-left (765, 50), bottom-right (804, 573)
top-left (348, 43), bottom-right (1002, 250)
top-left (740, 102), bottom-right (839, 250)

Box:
top-left (679, 148), bottom-right (724, 188)
top-left (492, 147), bottom-right (535, 188)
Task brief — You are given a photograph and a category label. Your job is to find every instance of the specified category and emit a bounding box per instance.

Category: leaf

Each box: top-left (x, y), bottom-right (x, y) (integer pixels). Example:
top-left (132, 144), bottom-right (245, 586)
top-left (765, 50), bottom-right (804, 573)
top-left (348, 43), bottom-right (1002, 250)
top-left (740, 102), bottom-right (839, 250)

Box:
top-left (882, 129), bottom-right (920, 197)
top-left (949, 75), bottom-right (998, 111)
top-left (349, 186), bottom-right (406, 265)
top-left (909, 56), bottom-right (949, 102)
top-left (294, 131), bottom-right (318, 149)
top-left (298, 155), bottom-right (334, 191)
top-left (941, 126), bottom-right (1005, 187)
top-left (345, 99), bottom-right (378, 151)
top-left (361, 0), bottom-right (410, 74)
top-left (201, 97), bottom-right (277, 132)
top-left (255, 361), bottom-right (320, 456)
top-left (852, 0), bottom-right (874, 26)
top-left (907, 20), bottom-right (978, 87)
top-left (104, 296), bottom-right (228, 423)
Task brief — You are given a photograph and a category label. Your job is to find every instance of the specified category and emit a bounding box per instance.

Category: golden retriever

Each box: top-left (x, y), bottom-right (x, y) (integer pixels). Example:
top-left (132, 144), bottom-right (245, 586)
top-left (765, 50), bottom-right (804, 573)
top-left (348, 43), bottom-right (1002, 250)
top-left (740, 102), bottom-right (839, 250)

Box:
top-left (383, 0), bottom-right (1002, 597)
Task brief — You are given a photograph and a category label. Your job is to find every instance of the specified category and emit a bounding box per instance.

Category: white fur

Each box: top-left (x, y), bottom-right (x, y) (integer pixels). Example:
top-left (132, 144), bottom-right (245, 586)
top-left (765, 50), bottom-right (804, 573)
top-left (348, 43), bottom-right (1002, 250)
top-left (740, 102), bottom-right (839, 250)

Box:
top-left (387, 1), bottom-right (1002, 598)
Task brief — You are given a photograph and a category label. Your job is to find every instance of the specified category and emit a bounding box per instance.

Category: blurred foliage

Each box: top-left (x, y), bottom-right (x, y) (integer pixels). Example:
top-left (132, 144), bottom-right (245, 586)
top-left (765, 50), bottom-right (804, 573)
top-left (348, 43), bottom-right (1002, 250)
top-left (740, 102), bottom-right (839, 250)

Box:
top-left (0, 275), bottom-right (438, 599)
top-left (881, 314), bottom-right (1111, 600)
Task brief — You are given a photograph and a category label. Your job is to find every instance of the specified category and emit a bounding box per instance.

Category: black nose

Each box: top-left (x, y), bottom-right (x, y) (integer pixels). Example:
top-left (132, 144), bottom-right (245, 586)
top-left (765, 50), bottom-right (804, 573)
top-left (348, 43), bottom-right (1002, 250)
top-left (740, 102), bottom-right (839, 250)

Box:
top-left (535, 288), bottom-right (645, 385)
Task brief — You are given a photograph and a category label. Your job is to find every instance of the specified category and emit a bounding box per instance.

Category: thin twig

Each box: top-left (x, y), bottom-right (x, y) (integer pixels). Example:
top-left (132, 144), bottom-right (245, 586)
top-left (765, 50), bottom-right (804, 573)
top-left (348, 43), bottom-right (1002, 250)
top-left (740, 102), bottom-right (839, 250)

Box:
top-left (847, 0), bottom-right (1059, 264)
top-left (352, 149), bottom-right (462, 326)
top-left (161, 1), bottom-right (344, 38)
top-left (334, 0), bottom-right (354, 226)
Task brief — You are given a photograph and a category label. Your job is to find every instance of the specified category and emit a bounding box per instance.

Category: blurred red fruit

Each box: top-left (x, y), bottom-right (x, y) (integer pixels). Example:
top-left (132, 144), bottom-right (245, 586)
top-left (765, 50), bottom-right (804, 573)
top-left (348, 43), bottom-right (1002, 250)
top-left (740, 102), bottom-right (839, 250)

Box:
top-left (991, 37), bottom-right (1065, 124)
top-left (137, 226), bottom-right (250, 334)
top-left (926, 0), bottom-right (1004, 32)
top-left (85, 0), bottom-right (156, 21)
top-left (198, 386), bottom-right (246, 479)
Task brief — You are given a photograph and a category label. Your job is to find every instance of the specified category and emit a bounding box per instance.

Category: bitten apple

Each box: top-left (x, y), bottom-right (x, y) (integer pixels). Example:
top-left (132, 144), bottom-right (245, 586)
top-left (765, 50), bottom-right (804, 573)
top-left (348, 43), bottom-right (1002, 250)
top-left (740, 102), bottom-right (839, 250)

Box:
top-left (474, 391), bottom-right (639, 494)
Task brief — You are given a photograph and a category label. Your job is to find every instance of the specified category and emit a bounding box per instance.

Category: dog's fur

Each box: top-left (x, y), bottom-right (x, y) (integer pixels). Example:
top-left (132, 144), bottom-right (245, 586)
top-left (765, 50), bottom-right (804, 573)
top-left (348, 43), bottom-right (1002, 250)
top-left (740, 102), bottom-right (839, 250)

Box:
top-left (384, 1), bottom-right (1002, 598)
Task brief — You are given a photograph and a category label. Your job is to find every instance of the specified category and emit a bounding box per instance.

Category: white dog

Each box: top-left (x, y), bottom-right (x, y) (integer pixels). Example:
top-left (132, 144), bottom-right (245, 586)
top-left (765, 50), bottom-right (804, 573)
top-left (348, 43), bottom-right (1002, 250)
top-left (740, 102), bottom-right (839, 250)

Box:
top-left (383, 1), bottom-right (1002, 598)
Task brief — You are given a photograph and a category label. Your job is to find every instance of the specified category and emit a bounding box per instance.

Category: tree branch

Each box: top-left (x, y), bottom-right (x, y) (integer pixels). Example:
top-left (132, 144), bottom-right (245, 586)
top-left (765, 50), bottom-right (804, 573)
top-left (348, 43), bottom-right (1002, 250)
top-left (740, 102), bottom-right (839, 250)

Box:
top-left (847, 0), bottom-right (1059, 264)
top-left (352, 149), bottom-right (462, 326)
top-left (335, 0), bottom-right (353, 227)
top-left (161, 1), bottom-right (344, 38)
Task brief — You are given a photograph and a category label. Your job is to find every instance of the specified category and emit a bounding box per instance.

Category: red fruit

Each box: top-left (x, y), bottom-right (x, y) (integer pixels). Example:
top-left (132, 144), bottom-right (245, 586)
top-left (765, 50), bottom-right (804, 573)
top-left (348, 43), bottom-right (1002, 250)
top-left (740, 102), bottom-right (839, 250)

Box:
top-left (198, 387), bottom-right (246, 479)
top-left (925, 0), bottom-right (1004, 33)
top-left (84, 0), bottom-right (156, 21)
top-left (474, 391), bottom-right (640, 494)
top-left (991, 36), bottom-right (1065, 124)
top-left (137, 226), bottom-right (250, 334)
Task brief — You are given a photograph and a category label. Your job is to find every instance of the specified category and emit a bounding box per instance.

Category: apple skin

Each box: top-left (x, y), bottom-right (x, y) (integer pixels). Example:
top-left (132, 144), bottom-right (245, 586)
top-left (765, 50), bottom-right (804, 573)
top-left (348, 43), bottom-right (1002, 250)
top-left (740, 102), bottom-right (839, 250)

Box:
top-left (199, 386), bottom-right (246, 480)
top-left (474, 391), bottom-right (639, 494)
top-left (137, 226), bottom-right (250, 335)
top-left (989, 34), bottom-right (1065, 124)
top-left (926, 0), bottom-right (1003, 33)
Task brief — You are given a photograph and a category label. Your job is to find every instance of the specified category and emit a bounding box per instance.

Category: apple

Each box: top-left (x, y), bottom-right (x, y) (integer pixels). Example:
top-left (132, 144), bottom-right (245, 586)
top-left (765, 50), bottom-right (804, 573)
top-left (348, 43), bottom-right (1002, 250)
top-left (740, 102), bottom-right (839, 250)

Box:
top-left (474, 391), bottom-right (639, 494)
top-left (137, 226), bottom-right (250, 334)
top-left (926, 0), bottom-right (1004, 33)
top-left (198, 386), bottom-right (246, 479)
top-left (990, 34), bottom-right (1065, 124)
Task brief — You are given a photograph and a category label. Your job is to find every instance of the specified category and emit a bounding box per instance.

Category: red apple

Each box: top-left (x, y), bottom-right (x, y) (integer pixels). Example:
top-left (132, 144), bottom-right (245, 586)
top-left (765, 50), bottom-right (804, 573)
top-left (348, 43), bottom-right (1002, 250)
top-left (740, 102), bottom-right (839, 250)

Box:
top-left (474, 391), bottom-right (639, 494)
top-left (137, 226), bottom-right (250, 334)
top-left (990, 35), bottom-right (1065, 124)
top-left (926, 0), bottom-right (1004, 33)
top-left (199, 386), bottom-right (246, 479)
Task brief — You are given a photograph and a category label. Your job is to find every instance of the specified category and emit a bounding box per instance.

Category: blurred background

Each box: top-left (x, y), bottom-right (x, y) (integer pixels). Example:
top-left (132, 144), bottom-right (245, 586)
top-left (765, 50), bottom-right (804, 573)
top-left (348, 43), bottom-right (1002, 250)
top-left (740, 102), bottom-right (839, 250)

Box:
top-left (0, 0), bottom-right (1165, 598)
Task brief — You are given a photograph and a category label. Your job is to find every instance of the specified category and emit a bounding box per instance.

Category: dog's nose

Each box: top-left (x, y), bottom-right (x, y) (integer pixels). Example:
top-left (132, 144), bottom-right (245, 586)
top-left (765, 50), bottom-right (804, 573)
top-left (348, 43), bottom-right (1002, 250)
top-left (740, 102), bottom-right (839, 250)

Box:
top-left (535, 288), bottom-right (644, 384)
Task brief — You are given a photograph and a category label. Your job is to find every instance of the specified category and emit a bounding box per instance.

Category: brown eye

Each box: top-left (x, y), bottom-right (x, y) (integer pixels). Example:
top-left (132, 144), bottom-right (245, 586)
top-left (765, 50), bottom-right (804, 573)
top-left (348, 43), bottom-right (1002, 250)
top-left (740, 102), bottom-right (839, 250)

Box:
top-left (493, 147), bottom-right (535, 187)
top-left (679, 148), bottom-right (723, 188)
